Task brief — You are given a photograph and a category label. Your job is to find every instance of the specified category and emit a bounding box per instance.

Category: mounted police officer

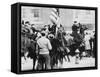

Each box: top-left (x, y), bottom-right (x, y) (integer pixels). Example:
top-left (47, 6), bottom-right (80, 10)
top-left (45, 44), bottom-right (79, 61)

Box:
top-left (71, 21), bottom-right (83, 64)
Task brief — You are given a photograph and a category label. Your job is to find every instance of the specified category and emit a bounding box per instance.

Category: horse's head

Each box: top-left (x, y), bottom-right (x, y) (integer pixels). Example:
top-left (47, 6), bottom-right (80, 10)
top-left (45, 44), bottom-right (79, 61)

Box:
top-left (57, 30), bottom-right (62, 40)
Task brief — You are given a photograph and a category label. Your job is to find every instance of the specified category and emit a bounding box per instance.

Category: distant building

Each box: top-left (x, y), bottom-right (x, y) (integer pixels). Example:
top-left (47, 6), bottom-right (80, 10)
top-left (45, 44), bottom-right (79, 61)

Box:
top-left (21, 6), bottom-right (95, 30)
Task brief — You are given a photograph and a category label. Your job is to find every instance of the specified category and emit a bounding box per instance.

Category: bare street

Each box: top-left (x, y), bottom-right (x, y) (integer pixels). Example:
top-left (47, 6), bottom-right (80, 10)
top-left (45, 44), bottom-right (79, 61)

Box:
top-left (21, 56), bottom-right (95, 70)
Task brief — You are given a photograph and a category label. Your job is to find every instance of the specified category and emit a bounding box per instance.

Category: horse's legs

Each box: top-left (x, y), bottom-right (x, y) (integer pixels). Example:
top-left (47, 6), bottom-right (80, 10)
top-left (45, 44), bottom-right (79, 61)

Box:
top-left (59, 54), bottom-right (63, 65)
top-left (41, 61), bottom-right (44, 70)
top-left (33, 59), bottom-right (35, 70)
top-left (55, 53), bottom-right (58, 65)
top-left (61, 58), bottom-right (63, 64)
top-left (63, 48), bottom-right (70, 62)
top-left (66, 54), bottom-right (70, 62)
top-left (64, 52), bottom-right (70, 62)
top-left (79, 51), bottom-right (82, 60)
top-left (33, 56), bottom-right (37, 70)
top-left (79, 46), bottom-right (85, 60)
top-left (63, 56), bottom-right (67, 61)
top-left (24, 51), bottom-right (28, 61)
top-left (51, 56), bottom-right (55, 69)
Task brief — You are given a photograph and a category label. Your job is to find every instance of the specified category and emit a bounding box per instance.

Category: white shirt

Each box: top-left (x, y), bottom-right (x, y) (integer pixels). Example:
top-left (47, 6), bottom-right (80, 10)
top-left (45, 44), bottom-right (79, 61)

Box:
top-left (37, 36), bottom-right (52, 54)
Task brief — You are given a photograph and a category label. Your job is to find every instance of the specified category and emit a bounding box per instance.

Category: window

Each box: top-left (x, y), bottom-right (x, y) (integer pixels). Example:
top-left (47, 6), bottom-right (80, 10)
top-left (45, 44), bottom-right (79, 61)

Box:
top-left (31, 9), bottom-right (40, 18)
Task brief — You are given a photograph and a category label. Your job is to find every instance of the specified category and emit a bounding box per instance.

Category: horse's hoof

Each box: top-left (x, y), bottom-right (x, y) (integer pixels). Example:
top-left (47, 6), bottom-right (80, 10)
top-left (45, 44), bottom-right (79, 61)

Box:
top-left (68, 60), bottom-right (70, 62)
top-left (75, 62), bottom-right (79, 64)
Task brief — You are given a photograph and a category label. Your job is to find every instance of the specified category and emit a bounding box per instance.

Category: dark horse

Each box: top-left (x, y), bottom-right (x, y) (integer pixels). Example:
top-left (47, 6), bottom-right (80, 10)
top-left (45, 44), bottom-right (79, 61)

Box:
top-left (21, 28), bottom-right (38, 70)
top-left (48, 25), bottom-right (70, 68)
top-left (56, 29), bottom-right (70, 63)
top-left (68, 24), bottom-right (87, 60)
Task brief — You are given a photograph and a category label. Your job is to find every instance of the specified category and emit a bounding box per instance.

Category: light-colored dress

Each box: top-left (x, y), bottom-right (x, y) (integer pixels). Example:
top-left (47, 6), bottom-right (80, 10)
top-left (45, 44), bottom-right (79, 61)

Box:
top-left (84, 35), bottom-right (91, 50)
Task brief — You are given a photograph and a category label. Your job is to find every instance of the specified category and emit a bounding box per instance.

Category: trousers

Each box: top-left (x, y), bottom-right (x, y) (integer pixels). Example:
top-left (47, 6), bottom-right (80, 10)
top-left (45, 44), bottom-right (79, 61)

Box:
top-left (39, 54), bottom-right (51, 69)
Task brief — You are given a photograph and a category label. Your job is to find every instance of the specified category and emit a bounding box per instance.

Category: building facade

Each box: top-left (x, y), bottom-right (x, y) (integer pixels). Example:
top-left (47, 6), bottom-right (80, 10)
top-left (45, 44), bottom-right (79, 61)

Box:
top-left (21, 6), bottom-right (95, 30)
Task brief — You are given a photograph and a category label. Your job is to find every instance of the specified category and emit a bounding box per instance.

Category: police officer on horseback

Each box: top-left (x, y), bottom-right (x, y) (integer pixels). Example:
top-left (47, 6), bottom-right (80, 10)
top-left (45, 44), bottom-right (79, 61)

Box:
top-left (71, 21), bottom-right (84, 64)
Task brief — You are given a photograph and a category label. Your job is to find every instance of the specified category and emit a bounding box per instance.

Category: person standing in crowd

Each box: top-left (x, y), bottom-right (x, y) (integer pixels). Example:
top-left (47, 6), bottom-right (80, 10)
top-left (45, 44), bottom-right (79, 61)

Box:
top-left (84, 32), bottom-right (91, 57)
top-left (92, 33), bottom-right (95, 58)
top-left (37, 31), bottom-right (52, 69)
top-left (89, 31), bottom-right (95, 57)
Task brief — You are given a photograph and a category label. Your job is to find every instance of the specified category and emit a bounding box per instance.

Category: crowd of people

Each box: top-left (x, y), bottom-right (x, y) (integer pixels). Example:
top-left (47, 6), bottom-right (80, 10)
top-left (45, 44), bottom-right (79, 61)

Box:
top-left (21, 20), bottom-right (95, 70)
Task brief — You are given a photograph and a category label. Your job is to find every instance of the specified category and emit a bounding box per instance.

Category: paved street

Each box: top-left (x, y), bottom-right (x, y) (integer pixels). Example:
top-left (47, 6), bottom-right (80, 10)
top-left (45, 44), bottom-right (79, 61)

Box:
top-left (21, 56), bottom-right (95, 70)
top-left (60, 56), bottom-right (95, 68)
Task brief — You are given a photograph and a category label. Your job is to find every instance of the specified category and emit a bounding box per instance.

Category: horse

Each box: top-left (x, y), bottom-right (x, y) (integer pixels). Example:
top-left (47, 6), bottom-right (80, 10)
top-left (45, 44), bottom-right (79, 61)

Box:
top-left (49, 37), bottom-right (61, 69)
top-left (21, 33), bottom-right (30, 60)
top-left (27, 38), bottom-right (37, 70)
top-left (66, 24), bottom-right (86, 60)
top-left (21, 28), bottom-right (39, 70)
top-left (78, 24), bottom-right (87, 59)
top-left (56, 30), bottom-right (70, 64)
